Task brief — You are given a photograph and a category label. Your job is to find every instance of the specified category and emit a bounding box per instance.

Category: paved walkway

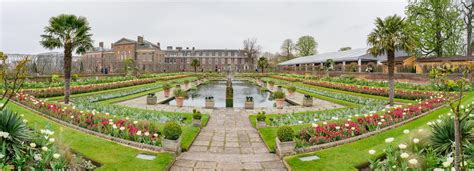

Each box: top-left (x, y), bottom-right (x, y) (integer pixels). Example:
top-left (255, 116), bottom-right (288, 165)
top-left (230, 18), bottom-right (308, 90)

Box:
top-left (170, 109), bottom-right (286, 171)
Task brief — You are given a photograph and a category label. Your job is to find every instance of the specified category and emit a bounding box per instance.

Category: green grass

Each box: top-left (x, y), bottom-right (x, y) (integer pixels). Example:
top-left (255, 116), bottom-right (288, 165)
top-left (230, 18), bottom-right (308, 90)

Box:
top-left (6, 102), bottom-right (174, 170)
top-left (284, 92), bottom-right (474, 171)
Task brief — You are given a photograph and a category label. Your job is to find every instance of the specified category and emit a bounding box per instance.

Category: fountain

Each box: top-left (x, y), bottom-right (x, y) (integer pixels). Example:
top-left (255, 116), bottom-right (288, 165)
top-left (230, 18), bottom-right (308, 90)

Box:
top-left (225, 78), bottom-right (233, 107)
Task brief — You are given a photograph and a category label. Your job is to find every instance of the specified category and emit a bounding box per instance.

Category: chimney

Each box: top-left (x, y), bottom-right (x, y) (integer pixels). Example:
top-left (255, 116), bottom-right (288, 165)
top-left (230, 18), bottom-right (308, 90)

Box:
top-left (186, 47), bottom-right (189, 50)
top-left (192, 47), bottom-right (195, 50)
top-left (137, 36), bottom-right (144, 44)
top-left (99, 42), bottom-right (104, 48)
top-left (111, 43), bottom-right (114, 48)
top-left (167, 46), bottom-right (173, 50)
top-left (176, 47), bottom-right (182, 51)
top-left (156, 42), bottom-right (161, 49)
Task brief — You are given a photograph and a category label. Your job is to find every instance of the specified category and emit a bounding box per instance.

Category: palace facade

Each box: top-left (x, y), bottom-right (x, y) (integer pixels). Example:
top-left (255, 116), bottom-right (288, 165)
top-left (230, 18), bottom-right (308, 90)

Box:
top-left (81, 36), bottom-right (251, 73)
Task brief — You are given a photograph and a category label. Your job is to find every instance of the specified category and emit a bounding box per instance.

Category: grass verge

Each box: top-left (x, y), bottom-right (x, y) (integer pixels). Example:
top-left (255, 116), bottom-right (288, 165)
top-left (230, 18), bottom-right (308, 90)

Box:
top-left (283, 92), bottom-right (474, 171)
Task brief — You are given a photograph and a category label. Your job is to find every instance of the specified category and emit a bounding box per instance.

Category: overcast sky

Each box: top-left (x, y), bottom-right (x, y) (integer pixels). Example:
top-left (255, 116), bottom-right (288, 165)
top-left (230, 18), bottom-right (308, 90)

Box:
top-left (0, 0), bottom-right (407, 55)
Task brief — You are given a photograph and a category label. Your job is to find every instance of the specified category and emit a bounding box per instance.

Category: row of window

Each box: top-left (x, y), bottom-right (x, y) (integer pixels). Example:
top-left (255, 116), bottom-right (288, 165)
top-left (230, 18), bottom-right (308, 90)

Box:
top-left (165, 51), bottom-right (242, 57)
top-left (164, 57), bottom-right (246, 65)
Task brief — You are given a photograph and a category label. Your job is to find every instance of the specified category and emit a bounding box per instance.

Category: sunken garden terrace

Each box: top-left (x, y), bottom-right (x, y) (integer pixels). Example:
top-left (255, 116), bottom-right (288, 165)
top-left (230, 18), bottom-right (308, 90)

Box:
top-left (3, 71), bottom-right (473, 171)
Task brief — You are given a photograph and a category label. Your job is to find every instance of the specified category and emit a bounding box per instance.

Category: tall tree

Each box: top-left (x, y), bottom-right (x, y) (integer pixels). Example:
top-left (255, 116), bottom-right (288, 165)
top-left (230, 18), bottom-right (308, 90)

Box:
top-left (257, 57), bottom-right (269, 73)
top-left (339, 47), bottom-right (352, 51)
top-left (296, 35), bottom-right (317, 56)
top-left (406, 0), bottom-right (464, 57)
top-left (40, 14), bottom-right (93, 104)
top-left (367, 15), bottom-right (416, 106)
top-left (460, 0), bottom-right (474, 56)
top-left (280, 39), bottom-right (296, 61)
top-left (243, 38), bottom-right (261, 70)
top-left (190, 58), bottom-right (200, 72)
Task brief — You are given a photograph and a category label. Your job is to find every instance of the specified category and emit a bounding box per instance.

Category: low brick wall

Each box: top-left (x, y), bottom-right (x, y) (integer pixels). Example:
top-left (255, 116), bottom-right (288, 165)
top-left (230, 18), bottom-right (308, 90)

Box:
top-left (12, 100), bottom-right (162, 152)
top-left (295, 105), bottom-right (445, 154)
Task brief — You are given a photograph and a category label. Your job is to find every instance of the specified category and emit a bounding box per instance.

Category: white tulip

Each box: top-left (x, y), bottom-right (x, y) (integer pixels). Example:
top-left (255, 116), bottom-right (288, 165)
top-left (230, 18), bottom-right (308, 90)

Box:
top-left (53, 153), bottom-right (60, 159)
top-left (385, 137), bottom-right (394, 143)
top-left (413, 138), bottom-right (420, 144)
top-left (29, 143), bottom-right (36, 148)
top-left (398, 144), bottom-right (407, 150)
top-left (400, 152), bottom-right (409, 159)
top-left (368, 149), bottom-right (376, 155)
top-left (403, 129), bottom-right (410, 134)
top-left (408, 159), bottom-right (418, 165)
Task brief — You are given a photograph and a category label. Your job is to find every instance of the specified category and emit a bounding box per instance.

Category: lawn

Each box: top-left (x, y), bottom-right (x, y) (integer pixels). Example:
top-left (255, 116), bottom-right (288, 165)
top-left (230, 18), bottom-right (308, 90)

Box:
top-left (6, 102), bottom-right (175, 170)
top-left (263, 77), bottom-right (415, 103)
top-left (284, 92), bottom-right (474, 171)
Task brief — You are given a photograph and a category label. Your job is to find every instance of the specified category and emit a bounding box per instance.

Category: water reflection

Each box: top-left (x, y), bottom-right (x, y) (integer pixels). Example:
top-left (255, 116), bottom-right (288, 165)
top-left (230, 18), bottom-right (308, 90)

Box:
top-left (165, 80), bottom-right (292, 108)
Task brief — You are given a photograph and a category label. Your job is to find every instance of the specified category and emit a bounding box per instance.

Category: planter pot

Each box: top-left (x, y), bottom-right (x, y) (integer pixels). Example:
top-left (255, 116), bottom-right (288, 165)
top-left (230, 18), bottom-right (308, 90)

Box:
top-left (164, 89), bottom-right (170, 97)
top-left (205, 101), bottom-right (215, 109)
top-left (256, 120), bottom-right (266, 128)
top-left (146, 96), bottom-right (157, 105)
top-left (175, 97), bottom-right (184, 107)
top-left (303, 98), bottom-right (313, 107)
top-left (288, 91), bottom-right (294, 97)
top-left (277, 86), bottom-right (282, 92)
top-left (275, 137), bottom-right (295, 157)
top-left (192, 118), bottom-right (201, 127)
top-left (276, 98), bottom-right (285, 109)
top-left (162, 137), bottom-right (182, 153)
top-left (245, 101), bottom-right (254, 109)
top-left (185, 83), bottom-right (189, 89)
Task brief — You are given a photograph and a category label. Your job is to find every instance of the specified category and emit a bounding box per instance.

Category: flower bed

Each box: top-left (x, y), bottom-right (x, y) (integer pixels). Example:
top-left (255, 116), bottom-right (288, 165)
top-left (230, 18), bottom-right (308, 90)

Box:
top-left (22, 74), bottom-right (190, 98)
top-left (295, 97), bottom-right (447, 149)
top-left (15, 93), bottom-right (163, 147)
top-left (270, 74), bottom-right (450, 100)
top-left (302, 80), bottom-right (441, 100)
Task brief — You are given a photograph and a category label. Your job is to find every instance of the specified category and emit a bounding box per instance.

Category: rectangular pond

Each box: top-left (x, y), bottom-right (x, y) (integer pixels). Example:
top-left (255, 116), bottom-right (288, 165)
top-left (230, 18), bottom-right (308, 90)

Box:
top-left (164, 80), bottom-right (293, 108)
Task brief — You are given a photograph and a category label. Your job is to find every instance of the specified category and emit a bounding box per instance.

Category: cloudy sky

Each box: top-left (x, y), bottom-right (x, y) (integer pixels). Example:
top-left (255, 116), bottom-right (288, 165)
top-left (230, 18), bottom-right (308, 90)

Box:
top-left (0, 0), bottom-right (407, 55)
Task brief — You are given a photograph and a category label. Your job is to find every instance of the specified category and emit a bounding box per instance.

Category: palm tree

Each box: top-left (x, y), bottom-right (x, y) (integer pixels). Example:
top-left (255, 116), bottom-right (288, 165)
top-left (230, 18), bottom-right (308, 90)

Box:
top-left (367, 15), bottom-right (416, 106)
top-left (257, 57), bottom-right (269, 73)
top-left (40, 14), bottom-right (93, 104)
top-left (190, 59), bottom-right (200, 72)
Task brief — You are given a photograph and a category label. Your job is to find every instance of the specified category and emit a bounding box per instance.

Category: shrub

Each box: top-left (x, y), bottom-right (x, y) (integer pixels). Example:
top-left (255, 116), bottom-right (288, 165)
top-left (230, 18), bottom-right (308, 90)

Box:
top-left (163, 83), bottom-right (171, 90)
top-left (184, 80), bottom-right (190, 84)
top-left (268, 80), bottom-right (275, 85)
top-left (287, 86), bottom-right (296, 93)
top-left (277, 126), bottom-right (294, 142)
top-left (272, 91), bottom-right (286, 99)
top-left (192, 109), bottom-right (202, 120)
top-left (256, 111), bottom-right (266, 121)
top-left (72, 74), bottom-right (80, 82)
top-left (51, 74), bottom-right (60, 82)
top-left (173, 88), bottom-right (187, 97)
top-left (163, 121), bottom-right (182, 140)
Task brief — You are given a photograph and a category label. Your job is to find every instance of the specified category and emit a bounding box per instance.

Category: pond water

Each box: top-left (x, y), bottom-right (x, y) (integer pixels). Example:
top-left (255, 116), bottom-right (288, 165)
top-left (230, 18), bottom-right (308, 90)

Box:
top-left (164, 80), bottom-right (292, 108)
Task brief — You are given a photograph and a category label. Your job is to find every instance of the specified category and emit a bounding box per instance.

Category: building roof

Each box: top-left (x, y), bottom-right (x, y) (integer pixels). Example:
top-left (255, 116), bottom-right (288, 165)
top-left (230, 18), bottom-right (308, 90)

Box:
top-left (415, 56), bottom-right (474, 62)
top-left (278, 48), bottom-right (408, 66)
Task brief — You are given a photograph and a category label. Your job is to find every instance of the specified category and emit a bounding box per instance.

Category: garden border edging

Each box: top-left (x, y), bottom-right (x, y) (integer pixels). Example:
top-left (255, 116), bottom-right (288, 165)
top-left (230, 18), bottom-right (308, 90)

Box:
top-left (12, 100), bottom-right (163, 153)
top-left (295, 104), bottom-right (445, 153)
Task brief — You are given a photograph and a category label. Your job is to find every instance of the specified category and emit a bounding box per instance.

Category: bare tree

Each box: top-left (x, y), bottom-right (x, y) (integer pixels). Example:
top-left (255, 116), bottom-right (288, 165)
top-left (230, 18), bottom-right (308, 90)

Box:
top-left (280, 39), bottom-right (295, 61)
top-left (460, 0), bottom-right (473, 56)
top-left (0, 52), bottom-right (29, 110)
top-left (243, 38), bottom-right (261, 70)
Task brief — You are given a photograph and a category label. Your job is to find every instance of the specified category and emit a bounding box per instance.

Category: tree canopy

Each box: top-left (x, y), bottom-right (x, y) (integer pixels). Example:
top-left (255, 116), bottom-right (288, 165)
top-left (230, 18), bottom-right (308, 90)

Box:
top-left (406, 0), bottom-right (464, 57)
top-left (296, 35), bottom-right (317, 56)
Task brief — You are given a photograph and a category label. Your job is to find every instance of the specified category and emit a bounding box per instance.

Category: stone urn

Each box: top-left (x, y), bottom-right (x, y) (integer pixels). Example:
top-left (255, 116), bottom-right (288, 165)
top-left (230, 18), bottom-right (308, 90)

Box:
top-left (192, 118), bottom-right (201, 127)
top-left (276, 98), bottom-right (285, 109)
top-left (205, 96), bottom-right (214, 109)
top-left (256, 120), bottom-right (266, 128)
top-left (303, 95), bottom-right (313, 107)
top-left (146, 93), bottom-right (157, 105)
top-left (245, 96), bottom-right (254, 109)
top-left (275, 137), bottom-right (295, 157)
top-left (175, 96), bottom-right (185, 107)
top-left (162, 137), bottom-right (182, 153)
top-left (163, 89), bottom-right (170, 98)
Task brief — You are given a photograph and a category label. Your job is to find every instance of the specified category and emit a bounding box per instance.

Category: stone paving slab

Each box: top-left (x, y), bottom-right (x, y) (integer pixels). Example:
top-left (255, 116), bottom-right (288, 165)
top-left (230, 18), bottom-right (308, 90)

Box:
top-left (170, 109), bottom-right (287, 171)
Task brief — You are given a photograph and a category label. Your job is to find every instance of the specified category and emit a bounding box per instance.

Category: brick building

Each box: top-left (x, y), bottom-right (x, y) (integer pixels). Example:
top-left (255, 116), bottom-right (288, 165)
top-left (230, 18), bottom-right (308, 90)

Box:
top-left (81, 36), bottom-right (250, 73)
top-left (162, 46), bottom-right (250, 72)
